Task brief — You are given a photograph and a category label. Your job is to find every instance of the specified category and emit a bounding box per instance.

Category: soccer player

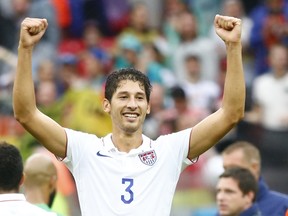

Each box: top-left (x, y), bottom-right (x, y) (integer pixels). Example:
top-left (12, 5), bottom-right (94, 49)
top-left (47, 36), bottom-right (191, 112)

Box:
top-left (13, 15), bottom-right (245, 215)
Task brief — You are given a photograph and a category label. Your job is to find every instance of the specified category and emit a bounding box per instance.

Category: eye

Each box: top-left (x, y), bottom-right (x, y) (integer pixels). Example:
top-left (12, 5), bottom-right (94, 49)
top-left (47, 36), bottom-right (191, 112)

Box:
top-left (119, 96), bottom-right (128, 99)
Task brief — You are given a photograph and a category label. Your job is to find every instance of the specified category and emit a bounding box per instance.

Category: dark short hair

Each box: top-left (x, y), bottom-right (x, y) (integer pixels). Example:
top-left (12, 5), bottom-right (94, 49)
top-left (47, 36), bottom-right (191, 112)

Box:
top-left (170, 86), bottom-right (186, 99)
top-left (0, 141), bottom-right (23, 192)
top-left (105, 68), bottom-right (152, 102)
top-left (219, 167), bottom-right (258, 201)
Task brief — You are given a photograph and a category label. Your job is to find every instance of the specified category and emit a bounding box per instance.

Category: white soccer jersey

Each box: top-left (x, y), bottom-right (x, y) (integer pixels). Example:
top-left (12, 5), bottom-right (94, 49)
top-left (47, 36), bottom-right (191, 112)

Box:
top-left (63, 128), bottom-right (194, 216)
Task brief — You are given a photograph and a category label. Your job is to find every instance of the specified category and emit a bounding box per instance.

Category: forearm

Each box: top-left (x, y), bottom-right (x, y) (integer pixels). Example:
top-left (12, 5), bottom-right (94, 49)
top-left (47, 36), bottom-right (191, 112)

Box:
top-left (13, 46), bottom-right (37, 123)
top-left (222, 42), bottom-right (245, 122)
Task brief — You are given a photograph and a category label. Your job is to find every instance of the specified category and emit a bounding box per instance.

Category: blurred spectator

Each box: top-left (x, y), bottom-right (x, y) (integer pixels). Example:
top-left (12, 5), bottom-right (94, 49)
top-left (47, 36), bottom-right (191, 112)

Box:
top-left (216, 167), bottom-right (260, 216)
top-left (185, 0), bottom-right (223, 36)
top-left (114, 34), bottom-right (142, 69)
top-left (58, 20), bottom-right (112, 78)
top-left (250, 0), bottom-right (288, 76)
top-left (0, 46), bottom-right (17, 115)
top-left (23, 153), bottom-right (61, 215)
top-left (138, 38), bottom-right (177, 88)
top-left (222, 141), bottom-right (288, 215)
top-left (245, 44), bottom-right (288, 192)
top-left (36, 81), bottom-right (58, 108)
top-left (173, 12), bottom-right (219, 82)
top-left (0, 141), bottom-right (57, 216)
top-left (79, 21), bottom-right (112, 75)
top-left (182, 54), bottom-right (220, 114)
top-left (144, 85), bottom-right (207, 138)
top-left (56, 53), bottom-right (86, 95)
top-left (246, 44), bottom-right (288, 131)
top-left (82, 21), bottom-right (111, 60)
top-left (35, 80), bottom-right (63, 125)
top-left (166, 85), bottom-right (207, 131)
top-left (102, 0), bottom-right (130, 34)
top-left (143, 83), bottom-right (169, 139)
top-left (81, 51), bottom-right (107, 92)
top-left (83, 0), bottom-right (129, 36)
top-left (36, 60), bottom-right (57, 84)
top-left (129, 0), bottom-right (164, 29)
top-left (0, 0), bottom-right (60, 77)
top-left (161, 0), bottom-right (188, 69)
top-left (117, 2), bottom-right (159, 45)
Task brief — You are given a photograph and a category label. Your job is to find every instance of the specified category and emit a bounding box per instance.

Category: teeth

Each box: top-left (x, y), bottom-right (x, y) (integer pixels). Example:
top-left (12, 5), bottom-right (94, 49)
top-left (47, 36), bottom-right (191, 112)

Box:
top-left (124, 114), bottom-right (137, 118)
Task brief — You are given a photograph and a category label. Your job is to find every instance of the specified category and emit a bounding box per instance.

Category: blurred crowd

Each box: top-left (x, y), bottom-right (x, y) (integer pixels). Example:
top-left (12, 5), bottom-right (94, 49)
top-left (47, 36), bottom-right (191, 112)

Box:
top-left (0, 0), bottom-right (288, 215)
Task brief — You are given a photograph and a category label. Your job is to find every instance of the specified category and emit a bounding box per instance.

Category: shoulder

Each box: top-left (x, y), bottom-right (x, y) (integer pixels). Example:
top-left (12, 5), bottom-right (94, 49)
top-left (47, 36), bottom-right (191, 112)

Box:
top-left (240, 203), bottom-right (261, 216)
top-left (257, 189), bottom-right (288, 214)
top-left (269, 190), bottom-right (288, 202)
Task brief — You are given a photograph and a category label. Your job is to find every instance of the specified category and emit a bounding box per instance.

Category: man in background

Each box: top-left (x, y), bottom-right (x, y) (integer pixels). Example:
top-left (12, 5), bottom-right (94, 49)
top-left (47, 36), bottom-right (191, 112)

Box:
top-left (23, 153), bottom-right (62, 215)
top-left (216, 167), bottom-right (261, 216)
top-left (222, 141), bottom-right (288, 215)
top-left (0, 141), bottom-right (56, 216)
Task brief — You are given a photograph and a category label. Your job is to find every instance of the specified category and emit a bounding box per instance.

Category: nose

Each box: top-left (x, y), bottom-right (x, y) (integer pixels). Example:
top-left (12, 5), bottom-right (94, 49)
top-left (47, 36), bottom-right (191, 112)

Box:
top-left (127, 97), bottom-right (137, 109)
top-left (216, 191), bottom-right (224, 202)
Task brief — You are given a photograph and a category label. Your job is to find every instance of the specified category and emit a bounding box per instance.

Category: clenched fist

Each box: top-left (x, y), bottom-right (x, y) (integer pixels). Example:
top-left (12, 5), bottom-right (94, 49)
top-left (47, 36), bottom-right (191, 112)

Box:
top-left (19, 18), bottom-right (48, 49)
top-left (214, 14), bottom-right (242, 44)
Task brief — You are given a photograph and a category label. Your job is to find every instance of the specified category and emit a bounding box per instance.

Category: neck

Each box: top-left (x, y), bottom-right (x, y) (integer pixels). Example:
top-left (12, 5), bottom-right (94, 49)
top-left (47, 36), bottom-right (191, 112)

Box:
top-left (25, 188), bottom-right (47, 205)
top-left (111, 130), bottom-right (143, 153)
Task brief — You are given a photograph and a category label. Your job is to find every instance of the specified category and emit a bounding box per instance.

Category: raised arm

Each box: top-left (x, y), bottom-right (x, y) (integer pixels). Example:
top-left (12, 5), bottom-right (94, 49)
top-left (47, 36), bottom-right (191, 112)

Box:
top-left (187, 15), bottom-right (245, 160)
top-left (13, 18), bottom-right (66, 158)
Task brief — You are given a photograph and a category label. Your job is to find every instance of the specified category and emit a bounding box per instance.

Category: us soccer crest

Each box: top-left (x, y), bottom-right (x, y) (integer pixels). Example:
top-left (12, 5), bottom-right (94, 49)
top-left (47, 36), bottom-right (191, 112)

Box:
top-left (138, 150), bottom-right (157, 166)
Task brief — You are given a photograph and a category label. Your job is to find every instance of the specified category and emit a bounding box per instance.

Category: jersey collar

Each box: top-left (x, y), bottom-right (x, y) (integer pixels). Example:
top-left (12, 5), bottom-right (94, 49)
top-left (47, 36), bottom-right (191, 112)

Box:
top-left (0, 193), bottom-right (26, 202)
top-left (102, 133), bottom-right (152, 155)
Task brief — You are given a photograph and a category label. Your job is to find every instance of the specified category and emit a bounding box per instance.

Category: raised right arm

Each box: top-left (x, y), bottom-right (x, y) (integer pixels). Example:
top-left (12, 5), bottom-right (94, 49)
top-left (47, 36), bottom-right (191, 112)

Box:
top-left (13, 18), bottom-right (66, 158)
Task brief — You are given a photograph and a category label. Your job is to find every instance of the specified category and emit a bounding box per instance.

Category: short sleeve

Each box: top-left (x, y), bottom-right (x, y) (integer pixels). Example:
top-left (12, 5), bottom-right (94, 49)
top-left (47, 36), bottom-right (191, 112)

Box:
top-left (61, 128), bottom-right (98, 172)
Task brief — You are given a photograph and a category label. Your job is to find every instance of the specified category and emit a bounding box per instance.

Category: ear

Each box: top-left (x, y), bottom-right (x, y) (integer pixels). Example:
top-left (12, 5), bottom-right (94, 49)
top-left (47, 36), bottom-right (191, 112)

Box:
top-left (245, 191), bottom-right (255, 204)
top-left (146, 103), bottom-right (151, 114)
top-left (19, 174), bottom-right (25, 186)
top-left (251, 161), bottom-right (260, 179)
top-left (49, 175), bottom-right (57, 192)
top-left (103, 98), bottom-right (111, 114)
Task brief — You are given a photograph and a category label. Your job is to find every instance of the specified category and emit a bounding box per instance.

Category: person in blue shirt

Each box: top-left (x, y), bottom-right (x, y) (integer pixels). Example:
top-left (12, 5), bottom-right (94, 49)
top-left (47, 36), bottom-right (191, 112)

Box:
top-left (216, 167), bottom-right (261, 216)
top-left (222, 141), bottom-right (288, 216)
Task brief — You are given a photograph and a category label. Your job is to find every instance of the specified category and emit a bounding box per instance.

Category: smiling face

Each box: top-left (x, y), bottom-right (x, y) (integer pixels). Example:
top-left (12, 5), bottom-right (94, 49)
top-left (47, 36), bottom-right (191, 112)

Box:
top-left (103, 80), bottom-right (150, 134)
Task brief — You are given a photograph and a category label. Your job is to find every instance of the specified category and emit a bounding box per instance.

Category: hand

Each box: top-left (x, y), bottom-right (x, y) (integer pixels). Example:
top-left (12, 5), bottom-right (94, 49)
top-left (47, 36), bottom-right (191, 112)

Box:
top-left (19, 18), bottom-right (48, 49)
top-left (214, 14), bottom-right (242, 44)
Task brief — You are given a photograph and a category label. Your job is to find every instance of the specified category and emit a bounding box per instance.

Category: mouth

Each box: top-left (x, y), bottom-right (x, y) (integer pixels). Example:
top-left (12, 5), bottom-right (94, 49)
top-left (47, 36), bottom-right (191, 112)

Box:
top-left (123, 113), bottom-right (139, 120)
top-left (218, 204), bottom-right (228, 211)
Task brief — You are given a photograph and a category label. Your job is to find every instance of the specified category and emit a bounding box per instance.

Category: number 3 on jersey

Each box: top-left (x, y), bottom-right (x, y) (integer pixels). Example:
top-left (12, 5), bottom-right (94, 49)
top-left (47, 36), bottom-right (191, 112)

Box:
top-left (121, 178), bottom-right (134, 204)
